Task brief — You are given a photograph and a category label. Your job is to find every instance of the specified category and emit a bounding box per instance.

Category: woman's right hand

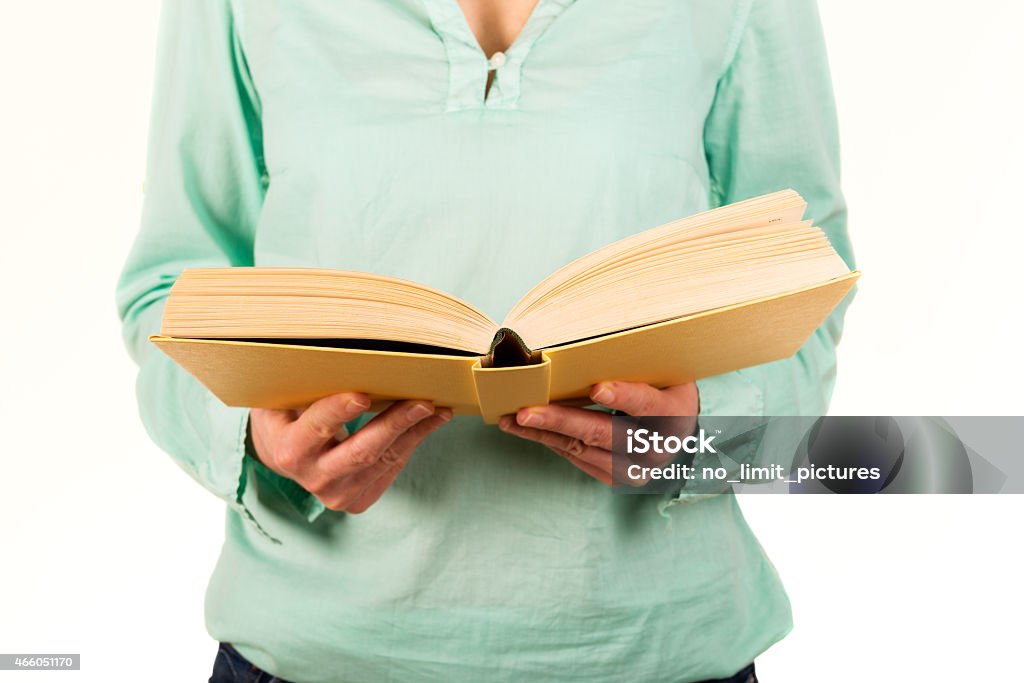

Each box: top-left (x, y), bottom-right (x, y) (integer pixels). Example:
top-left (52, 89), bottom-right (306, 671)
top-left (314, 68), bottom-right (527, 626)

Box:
top-left (250, 393), bottom-right (452, 513)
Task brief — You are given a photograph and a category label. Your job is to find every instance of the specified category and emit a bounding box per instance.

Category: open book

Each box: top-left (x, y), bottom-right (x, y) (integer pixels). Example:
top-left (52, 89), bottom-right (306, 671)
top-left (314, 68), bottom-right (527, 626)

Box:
top-left (153, 190), bottom-right (858, 422)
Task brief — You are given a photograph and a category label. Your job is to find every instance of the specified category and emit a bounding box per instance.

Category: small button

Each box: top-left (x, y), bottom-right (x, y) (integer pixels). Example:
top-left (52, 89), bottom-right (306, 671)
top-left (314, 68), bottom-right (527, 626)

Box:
top-left (488, 51), bottom-right (507, 70)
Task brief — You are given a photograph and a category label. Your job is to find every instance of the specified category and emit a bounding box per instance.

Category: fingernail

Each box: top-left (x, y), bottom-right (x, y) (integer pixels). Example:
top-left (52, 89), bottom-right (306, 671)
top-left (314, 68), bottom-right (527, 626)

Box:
top-left (498, 416), bottom-right (513, 430)
top-left (347, 396), bottom-right (371, 412)
top-left (519, 410), bottom-right (544, 428)
top-left (438, 408), bottom-right (454, 422)
top-left (592, 384), bottom-right (615, 405)
top-left (407, 403), bottom-right (433, 421)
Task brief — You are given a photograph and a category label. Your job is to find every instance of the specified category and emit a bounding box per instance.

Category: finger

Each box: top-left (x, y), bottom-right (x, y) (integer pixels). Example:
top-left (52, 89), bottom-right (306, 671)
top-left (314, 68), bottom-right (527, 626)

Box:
top-left (248, 409), bottom-right (299, 473)
top-left (316, 410), bottom-right (452, 512)
top-left (291, 392), bottom-right (371, 450)
top-left (659, 383), bottom-right (701, 414)
top-left (344, 461), bottom-right (405, 514)
top-left (589, 381), bottom-right (675, 417)
top-left (295, 407), bottom-right (352, 443)
top-left (499, 416), bottom-right (613, 472)
top-left (556, 450), bottom-right (614, 485)
top-left (317, 400), bottom-right (435, 479)
top-left (501, 415), bottom-right (646, 488)
top-left (251, 408), bottom-right (296, 433)
top-left (343, 412), bottom-right (451, 513)
top-left (514, 404), bottom-right (613, 451)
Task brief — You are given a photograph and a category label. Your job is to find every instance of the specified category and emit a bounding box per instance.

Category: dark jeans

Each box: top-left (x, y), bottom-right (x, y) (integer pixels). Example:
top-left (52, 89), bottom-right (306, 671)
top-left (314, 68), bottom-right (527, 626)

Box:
top-left (210, 642), bottom-right (757, 683)
top-left (210, 644), bottom-right (292, 683)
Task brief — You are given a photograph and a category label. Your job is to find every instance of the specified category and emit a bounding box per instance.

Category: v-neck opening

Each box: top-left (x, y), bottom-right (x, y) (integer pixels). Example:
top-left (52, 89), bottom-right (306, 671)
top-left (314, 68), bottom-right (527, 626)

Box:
top-left (452, 0), bottom-right (543, 66)
top-left (424, 0), bottom-right (576, 111)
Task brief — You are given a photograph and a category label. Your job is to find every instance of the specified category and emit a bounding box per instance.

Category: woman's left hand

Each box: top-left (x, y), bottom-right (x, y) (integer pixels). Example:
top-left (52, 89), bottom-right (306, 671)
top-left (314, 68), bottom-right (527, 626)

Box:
top-left (498, 381), bottom-right (699, 485)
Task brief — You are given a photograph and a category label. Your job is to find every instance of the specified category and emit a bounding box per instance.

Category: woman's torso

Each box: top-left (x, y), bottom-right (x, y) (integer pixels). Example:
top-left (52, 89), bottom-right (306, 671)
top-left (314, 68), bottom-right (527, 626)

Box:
top-left (210, 2), bottom-right (792, 681)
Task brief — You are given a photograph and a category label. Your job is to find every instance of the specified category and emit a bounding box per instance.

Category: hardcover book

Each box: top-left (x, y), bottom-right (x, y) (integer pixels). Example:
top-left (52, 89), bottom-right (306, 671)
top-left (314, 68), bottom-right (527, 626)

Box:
top-left (153, 190), bottom-right (859, 422)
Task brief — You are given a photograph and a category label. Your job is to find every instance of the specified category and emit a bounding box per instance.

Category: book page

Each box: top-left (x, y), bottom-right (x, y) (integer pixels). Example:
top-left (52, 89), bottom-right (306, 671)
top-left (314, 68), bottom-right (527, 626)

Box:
top-left (502, 190), bottom-right (853, 351)
top-left (161, 268), bottom-right (500, 354)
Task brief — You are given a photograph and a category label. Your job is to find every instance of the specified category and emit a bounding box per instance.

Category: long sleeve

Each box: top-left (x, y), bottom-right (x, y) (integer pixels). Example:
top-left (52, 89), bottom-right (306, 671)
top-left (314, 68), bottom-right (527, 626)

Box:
top-left (673, 0), bottom-right (856, 503)
top-left (116, 0), bottom-right (271, 534)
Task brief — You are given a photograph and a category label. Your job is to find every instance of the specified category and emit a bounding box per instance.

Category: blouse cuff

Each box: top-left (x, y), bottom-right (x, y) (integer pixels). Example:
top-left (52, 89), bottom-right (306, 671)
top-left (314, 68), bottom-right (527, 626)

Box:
top-left (204, 402), bottom-right (287, 543)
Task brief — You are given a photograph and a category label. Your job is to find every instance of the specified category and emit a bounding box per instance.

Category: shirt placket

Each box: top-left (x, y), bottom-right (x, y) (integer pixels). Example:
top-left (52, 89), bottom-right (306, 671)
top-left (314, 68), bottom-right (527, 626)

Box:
top-left (423, 0), bottom-right (575, 112)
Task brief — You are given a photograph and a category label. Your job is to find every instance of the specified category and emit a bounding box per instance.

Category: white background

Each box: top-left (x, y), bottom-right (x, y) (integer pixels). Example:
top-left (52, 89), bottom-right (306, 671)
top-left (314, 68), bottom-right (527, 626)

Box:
top-left (1, 1), bottom-right (1021, 681)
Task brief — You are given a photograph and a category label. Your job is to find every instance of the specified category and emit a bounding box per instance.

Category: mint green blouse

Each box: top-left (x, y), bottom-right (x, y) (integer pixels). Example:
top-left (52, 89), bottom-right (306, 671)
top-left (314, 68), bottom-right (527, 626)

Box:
top-left (117, 1), bottom-right (854, 681)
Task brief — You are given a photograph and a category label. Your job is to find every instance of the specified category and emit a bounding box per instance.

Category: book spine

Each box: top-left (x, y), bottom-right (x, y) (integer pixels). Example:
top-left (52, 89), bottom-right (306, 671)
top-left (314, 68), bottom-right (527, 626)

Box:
top-left (471, 353), bottom-right (552, 423)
